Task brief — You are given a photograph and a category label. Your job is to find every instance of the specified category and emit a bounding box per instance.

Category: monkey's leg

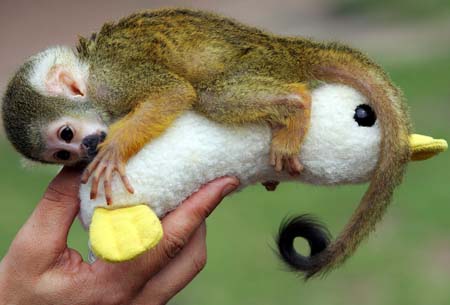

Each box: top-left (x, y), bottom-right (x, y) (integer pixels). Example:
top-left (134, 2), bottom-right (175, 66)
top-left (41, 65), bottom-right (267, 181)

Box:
top-left (82, 85), bottom-right (197, 204)
top-left (197, 76), bottom-right (311, 176)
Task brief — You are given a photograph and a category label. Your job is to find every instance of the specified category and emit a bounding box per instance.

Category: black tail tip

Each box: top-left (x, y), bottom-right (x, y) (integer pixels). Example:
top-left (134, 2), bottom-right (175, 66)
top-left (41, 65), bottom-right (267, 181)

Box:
top-left (276, 214), bottom-right (331, 279)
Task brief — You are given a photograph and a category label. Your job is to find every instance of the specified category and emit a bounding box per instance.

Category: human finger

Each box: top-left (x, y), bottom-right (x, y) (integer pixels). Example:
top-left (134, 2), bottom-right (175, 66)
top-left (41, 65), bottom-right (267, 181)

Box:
top-left (10, 167), bottom-right (82, 269)
top-left (131, 223), bottom-right (207, 305)
top-left (96, 176), bottom-right (239, 285)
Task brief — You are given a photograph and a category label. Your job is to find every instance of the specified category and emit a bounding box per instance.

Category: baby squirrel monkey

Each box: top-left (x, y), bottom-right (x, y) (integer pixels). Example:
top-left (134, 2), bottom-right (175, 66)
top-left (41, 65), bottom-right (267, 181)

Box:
top-left (2, 9), bottom-right (389, 204)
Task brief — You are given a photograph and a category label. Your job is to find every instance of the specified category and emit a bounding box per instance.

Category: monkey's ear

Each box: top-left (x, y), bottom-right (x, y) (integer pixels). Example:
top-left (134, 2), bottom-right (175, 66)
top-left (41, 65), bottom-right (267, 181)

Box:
top-left (45, 64), bottom-right (87, 99)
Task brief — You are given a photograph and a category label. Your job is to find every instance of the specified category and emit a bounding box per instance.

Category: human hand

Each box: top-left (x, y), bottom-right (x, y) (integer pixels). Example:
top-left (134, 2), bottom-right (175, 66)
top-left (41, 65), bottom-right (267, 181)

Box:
top-left (0, 167), bottom-right (239, 305)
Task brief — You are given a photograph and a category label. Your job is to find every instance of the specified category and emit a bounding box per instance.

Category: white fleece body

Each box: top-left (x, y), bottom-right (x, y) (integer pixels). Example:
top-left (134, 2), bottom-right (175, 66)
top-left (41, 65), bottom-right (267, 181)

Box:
top-left (79, 84), bottom-right (381, 228)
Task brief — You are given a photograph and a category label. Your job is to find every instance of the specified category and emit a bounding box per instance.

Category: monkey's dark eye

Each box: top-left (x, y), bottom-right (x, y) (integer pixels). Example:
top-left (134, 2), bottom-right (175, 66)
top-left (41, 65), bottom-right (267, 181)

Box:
top-left (55, 150), bottom-right (71, 161)
top-left (354, 104), bottom-right (376, 127)
top-left (60, 126), bottom-right (74, 143)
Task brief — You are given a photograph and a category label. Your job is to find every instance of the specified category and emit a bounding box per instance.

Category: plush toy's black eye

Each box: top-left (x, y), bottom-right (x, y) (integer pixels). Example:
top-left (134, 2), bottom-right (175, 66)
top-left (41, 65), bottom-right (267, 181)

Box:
top-left (354, 104), bottom-right (376, 127)
top-left (55, 150), bottom-right (71, 161)
top-left (60, 126), bottom-right (73, 143)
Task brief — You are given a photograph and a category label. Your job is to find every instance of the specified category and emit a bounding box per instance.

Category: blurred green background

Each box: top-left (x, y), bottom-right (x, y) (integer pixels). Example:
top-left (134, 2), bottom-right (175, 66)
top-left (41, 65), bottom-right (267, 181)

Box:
top-left (0, 1), bottom-right (449, 304)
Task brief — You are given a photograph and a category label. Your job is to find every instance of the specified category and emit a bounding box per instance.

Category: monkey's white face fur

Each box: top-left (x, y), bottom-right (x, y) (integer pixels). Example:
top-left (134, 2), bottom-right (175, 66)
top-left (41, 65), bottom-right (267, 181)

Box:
top-left (79, 84), bottom-right (381, 227)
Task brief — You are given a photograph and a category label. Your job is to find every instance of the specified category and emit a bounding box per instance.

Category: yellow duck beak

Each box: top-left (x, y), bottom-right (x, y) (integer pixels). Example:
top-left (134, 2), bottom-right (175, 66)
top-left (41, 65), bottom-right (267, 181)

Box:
top-left (409, 134), bottom-right (448, 161)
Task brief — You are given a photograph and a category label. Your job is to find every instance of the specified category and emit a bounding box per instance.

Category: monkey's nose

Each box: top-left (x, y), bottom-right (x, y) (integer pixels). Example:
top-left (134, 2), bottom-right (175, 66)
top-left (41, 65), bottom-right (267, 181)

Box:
top-left (82, 133), bottom-right (106, 157)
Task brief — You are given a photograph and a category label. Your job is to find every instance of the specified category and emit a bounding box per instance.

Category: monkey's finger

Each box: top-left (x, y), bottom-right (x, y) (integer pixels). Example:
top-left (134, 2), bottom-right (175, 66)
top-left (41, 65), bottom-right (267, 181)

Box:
top-left (270, 150), bottom-right (276, 167)
top-left (275, 154), bottom-right (283, 172)
top-left (104, 164), bottom-right (114, 205)
top-left (81, 164), bottom-right (95, 184)
top-left (81, 166), bottom-right (94, 183)
top-left (132, 224), bottom-right (207, 305)
top-left (118, 163), bottom-right (134, 194)
top-left (90, 162), bottom-right (107, 200)
top-left (285, 157), bottom-right (295, 176)
top-left (81, 153), bottom-right (104, 183)
top-left (288, 157), bottom-right (303, 176)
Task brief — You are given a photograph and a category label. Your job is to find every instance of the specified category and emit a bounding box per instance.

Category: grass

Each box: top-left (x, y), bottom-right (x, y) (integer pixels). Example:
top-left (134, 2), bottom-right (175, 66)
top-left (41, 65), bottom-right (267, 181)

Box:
top-left (1, 54), bottom-right (449, 305)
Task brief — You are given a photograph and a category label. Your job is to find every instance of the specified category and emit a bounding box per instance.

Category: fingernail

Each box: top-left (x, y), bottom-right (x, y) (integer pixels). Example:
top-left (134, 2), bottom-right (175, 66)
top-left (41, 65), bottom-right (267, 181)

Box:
top-left (222, 181), bottom-right (239, 197)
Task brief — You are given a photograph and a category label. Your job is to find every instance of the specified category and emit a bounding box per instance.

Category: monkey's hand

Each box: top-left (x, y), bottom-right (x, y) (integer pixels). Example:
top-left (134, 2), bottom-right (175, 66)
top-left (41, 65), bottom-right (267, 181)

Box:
top-left (81, 141), bottom-right (134, 205)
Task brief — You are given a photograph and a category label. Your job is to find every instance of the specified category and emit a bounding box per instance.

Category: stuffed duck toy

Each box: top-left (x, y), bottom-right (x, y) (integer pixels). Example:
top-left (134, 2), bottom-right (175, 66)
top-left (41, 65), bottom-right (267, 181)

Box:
top-left (79, 83), bottom-right (447, 277)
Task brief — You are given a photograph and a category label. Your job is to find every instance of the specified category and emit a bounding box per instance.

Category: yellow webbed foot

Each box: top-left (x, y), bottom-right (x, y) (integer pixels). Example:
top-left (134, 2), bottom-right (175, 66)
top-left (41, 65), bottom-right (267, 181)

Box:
top-left (90, 205), bottom-right (163, 262)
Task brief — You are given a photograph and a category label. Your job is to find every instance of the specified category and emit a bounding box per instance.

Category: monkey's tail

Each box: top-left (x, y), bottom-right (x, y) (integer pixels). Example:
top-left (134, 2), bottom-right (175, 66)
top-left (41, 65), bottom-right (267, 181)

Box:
top-left (276, 215), bottom-right (331, 276)
top-left (278, 43), bottom-right (411, 279)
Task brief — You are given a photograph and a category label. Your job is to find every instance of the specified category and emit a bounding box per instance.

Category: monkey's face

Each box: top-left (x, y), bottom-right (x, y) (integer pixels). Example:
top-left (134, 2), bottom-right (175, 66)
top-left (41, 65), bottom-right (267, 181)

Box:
top-left (40, 116), bottom-right (107, 166)
top-left (2, 46), bottom-right (109, 165)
